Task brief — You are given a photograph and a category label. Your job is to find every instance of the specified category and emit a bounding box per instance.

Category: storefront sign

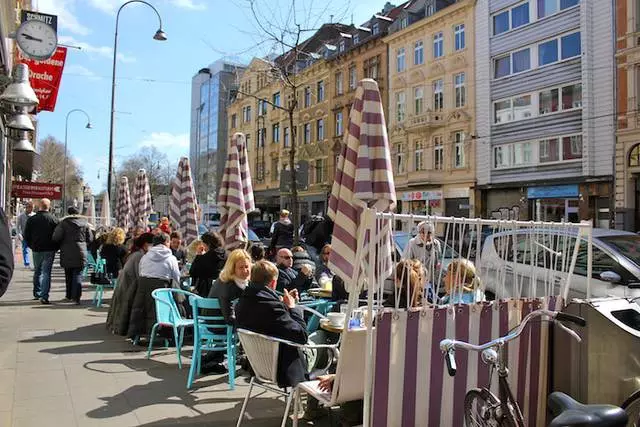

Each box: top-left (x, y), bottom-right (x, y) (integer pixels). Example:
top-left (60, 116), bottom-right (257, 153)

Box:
top-left (18, 46), bottom-right (67, 112)
top-left (527, 185), bottom-right (579, 199)
top-left (401, 190), bottom-right (442, 201)
top-left (21, 10), bottom-right (58, 30)
top-left (11, 181), bottom-right (62, 199)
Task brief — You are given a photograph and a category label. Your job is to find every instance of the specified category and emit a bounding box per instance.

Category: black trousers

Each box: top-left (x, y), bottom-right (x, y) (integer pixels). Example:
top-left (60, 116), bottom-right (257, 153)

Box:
top-left (64, 267), bottom-right (83, 302)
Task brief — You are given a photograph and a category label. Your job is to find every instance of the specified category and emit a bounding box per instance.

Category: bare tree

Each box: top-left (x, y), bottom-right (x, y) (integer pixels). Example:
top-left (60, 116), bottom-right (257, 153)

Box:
top-left (116, 146), bottom-right (176, 206)
top-left (36, 135), bottom-right (83, 205)
top-left (229, 0), bottom-right (349, 242)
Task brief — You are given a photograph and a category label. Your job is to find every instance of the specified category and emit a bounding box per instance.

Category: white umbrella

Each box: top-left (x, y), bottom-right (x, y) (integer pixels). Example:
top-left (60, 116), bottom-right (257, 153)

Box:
top-left (132, 169), bottom-right (153, 228)
top-left (100, 191), bottom-right (112, 227)
top-left (116, 176), bottom-right (133, 230)
top-left (169, 157), bottom-right (199, 244)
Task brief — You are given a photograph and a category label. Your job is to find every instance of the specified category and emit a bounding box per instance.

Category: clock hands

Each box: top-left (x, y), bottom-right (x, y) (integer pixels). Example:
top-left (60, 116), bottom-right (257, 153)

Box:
top-left (21, 33), bottom-right (43, 43)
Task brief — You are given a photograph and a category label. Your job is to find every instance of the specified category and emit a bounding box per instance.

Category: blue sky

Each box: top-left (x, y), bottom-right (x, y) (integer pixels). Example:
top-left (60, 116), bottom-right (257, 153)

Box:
top-left (34, 0), bottom-right (377, 193)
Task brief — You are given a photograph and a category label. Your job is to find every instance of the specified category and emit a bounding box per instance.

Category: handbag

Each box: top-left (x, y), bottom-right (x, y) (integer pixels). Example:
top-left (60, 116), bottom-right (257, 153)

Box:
top-left (90, 271), bottom-right (111, 285)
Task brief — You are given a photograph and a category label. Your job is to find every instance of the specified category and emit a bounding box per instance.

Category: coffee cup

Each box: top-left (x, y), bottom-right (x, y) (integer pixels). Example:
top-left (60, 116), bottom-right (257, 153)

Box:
top-left (327, 312), bottom-right (346, 328)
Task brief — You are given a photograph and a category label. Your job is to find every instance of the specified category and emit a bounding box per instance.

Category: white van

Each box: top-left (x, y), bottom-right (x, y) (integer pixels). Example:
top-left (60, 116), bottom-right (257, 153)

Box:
top-left (479, 229), bottom-right (640, 300)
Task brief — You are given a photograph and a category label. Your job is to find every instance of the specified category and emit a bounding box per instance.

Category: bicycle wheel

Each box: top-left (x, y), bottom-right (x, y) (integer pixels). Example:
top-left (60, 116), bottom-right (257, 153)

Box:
top-left (622, 390), bottom-right (640, 427)
top-left (464, 388), bottom-right (501, 426)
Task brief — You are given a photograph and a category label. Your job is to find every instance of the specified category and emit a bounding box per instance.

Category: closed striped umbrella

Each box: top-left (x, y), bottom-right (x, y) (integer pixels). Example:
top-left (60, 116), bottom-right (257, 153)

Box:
top-left (169, 157), bottom-right (198, 244)
top-left (132, 169), bottom-right (153, 228)
top-left (100, 191), bottom-right (112, 227)
top-left (85, 195), bottom-right (96, 227)
top-left (218, 132), bottom-right (255, 250)
top-left (116, 176), bottom-right (132, 230)
top-left (327, 78), bottom-right (397, 292)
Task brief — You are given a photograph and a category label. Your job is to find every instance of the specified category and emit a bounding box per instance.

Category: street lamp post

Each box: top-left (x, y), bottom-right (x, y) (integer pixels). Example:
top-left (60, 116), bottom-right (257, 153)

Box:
top-left (107, 0), bottom-right (167, 204)
top-left (197, 68), bottom-right (212, 207)
top-left (63, 109), bottom-right (92, 213)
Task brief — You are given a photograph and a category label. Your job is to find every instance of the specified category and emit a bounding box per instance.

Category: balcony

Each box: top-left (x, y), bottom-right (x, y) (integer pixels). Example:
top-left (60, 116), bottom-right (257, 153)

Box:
top-left (406, 112), bottom-right (445, 131)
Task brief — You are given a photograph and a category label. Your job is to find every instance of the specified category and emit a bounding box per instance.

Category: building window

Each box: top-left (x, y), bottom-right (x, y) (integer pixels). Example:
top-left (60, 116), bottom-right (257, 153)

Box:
top-left (349, 66), bottom-right (357, 90)
top-left (494, 100), bottom-right (512, 124)
top-left (284, 127), bottom-right (290, 147)
top-left (272, 123), bottom-right (280, 143)
top-left (336, 72), bottom-right (344, 95)
top-left (494, 146), bottom-right (507, 168)
top-left (433, 79), bottom-right (444, 111)
top-left (538, 39), bottom-right (558, 66)
top-left (561, 32), bottom-right (581, 59)
top-left (258, 99), bottom-right (267, 116)
top-left (434, 136), bottom-right (444, 170)
top-left (426, 5), bottom-right (433, 16)
top-left (562, 83), bottom-right (582, 109)
top-left (433, 32), bottom-right (444, 58)
top-left (414, 40), bottom-right (424, 65)
top-left (494, 82), bottom-right (581, 124)
top-left (304, 123), bottom-right (311, 144)
top-left (454, 24), bottom-right (465, 51)
top-left (243, 106), bottom-right (252, 122)
top-left (317, 119), bottom-right (324, 141)
top-left (304, 86), bottom-right (311, 107)
top-left (539, 88), bottom-right (559, 114)
top-left (273, 92), bottom-right (281, 108)
top-left (513, 141), bottom-right (533, 165)
top-left (414, 86), bottom-right (424, 114)
top-left (629, 144), bottom-right (640, 166)
top-left (400, 16), bottom-right (409, 29)
top-left (563, 135), bottom-right (582, 159)
top-left (245, 134), bottom-right (251, 151)
top-left (339, 40), bottom-right (345, 52)
top-left (538, 0), bottom-right (580, 19)
top-left (396, 48), bottom-right (406, 72)
top-left (396, 143), bottom-right (406, 173)
top-left (494, 47), bottom-right (530, 78)
top-left (415, 141), bottom-right (425, 171)
top-left (493, 2), bottom-right (531, 35)
top-left (493, 10), bottom-right (509, 35)
top-left (372, 22), bottom-right (380, 35)
top-left (454, 72), bottom-right (466, 108)
top-left (396, 91), bottom-right (406, 122)
top-left (335, 111), bottom-right (343, 136)
top-left (258, 128), bottom-right (266, 147)
top-left (271, 158), bottom-right (279, 182)
top-left (315, 159), bottom-right (324, 183)
top-left (511, 2), bottom-right (530, 28)
top-left (353, 34), bottom-right (360, 44)
top-left (317, 80), bottom-right (325, 102)
top-left (364, 56), bottom-right (380, 79)
top-left (453, 132), bottom-right (465, 168)
top-left (231, 113), bottom-right (237, 128)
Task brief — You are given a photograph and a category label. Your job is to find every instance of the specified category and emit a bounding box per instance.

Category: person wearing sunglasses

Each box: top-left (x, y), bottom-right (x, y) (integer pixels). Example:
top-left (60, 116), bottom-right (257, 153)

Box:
top-left (275, 248), bottom-right (313, 293)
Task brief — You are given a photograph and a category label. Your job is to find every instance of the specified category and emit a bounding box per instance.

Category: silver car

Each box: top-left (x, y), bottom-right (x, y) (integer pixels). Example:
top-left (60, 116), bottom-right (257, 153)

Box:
top-left (480, 228), bottom-right (640, 300)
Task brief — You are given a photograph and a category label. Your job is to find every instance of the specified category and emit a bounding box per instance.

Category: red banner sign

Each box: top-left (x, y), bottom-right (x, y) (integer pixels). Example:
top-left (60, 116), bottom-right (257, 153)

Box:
top-left (18, 46), bottom-right (67, 112)
top-left (11, 182), bottom-right (62, 200)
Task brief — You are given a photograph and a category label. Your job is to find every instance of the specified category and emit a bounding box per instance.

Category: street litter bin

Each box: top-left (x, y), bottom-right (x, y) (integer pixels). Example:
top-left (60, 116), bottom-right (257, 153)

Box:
top-left (553, 297), bottom-right (640, 407)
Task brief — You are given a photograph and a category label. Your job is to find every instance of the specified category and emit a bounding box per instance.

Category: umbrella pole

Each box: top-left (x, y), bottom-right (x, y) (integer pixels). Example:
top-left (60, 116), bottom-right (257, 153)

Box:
top-left (363, 208), bottom-right (376, 427)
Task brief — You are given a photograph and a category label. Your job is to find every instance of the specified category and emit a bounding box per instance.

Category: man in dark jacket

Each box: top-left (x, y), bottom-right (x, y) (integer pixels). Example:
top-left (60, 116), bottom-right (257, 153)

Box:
top-left (24, 198), bottom-right (59, 303)
top-left (235, 260), bottom-right (308, 387)
top-left (52, 207), bottom-right (94, 304)
top-left (0, 207), bottom-right (14, 298)
top-left (169, 231), bottom-right (186, 269)
top-left (268, 210), bottom-right (294, 254)
top-left (275, 248), bottom-right (314, 293)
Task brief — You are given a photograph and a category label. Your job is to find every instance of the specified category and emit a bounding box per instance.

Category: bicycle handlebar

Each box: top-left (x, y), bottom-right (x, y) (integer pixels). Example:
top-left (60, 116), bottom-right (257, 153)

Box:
top-left (440, 309), bottom-right (585, 376)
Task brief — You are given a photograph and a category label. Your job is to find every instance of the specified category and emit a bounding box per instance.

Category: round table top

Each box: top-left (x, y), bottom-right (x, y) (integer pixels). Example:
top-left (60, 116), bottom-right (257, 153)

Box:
top-left (308, 288), bottom-right (332, 299)
top-left (320, 318), bottom-right (344, 334)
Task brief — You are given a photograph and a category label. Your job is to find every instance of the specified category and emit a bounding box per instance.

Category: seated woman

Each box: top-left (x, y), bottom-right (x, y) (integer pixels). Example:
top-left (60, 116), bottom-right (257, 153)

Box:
top-left (106, 232), bottom-right (154, 336)
top-left (100, 227), bottom-right (127, 279)
top-left (440, 258), bottom-right (486, 305)
top-left (386, 259), bottom-right (426, 309)
top-left (189, 231), bottom-right (226, 296)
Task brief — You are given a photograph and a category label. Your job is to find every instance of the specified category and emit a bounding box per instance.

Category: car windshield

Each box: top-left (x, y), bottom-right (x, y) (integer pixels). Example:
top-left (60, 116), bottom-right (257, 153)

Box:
top-left (394, 233), bottom-right (458, 258)
top-left (599, 235), bottom-right (640, 268)
top-left (248, 229), bottom-right (259, 242)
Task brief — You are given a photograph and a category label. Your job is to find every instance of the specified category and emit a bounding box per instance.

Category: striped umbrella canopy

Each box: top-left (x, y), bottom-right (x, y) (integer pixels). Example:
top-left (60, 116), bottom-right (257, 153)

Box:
top-left (217, 132), bottom-right (255, 250)
top-left (116, 176), bottom-right (132, 230)
top-left (85, 195), bottom-right (96, 226)
top-left (169, 157), bottom-right (198, 244)
top-left (327, 78), bottom-right (397, 293)
top-left (132, 169), bottom-right (153, 228)
top-left (100, 191), bottom-right (112, 227)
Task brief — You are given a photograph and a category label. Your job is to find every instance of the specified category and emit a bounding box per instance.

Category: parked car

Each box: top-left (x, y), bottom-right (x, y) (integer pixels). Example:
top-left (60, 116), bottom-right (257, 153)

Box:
top-left (250, 220), bottom-right (271, 239)
top-left (442, 224), bottom-right (497, 260)
top-left (198, 224), bottom-right (263, 246)
top-left (480, 228), bottom-right (640, 300)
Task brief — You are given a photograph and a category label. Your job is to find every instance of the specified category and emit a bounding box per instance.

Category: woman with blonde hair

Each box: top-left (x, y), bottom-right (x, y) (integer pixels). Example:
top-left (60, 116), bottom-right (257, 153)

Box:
top-left (440, 258), bottom-right (485, 304)
top-left (100, 227), bottom-right (127, 278)
top-left (388, 259), bottom-right (426, 309)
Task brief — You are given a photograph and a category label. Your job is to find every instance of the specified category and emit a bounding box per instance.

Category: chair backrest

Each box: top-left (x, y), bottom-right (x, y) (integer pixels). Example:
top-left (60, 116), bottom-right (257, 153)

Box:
top-left (151, 288), bottom-right (183, 325)
top-left (237, 328), bottom-right (280, 384)
top-left (190, 296), bottom-right (232, 344)
top-left (331, 328), bottom-right (368, 404)
top-left (86, 251), bottom-right (97, 266)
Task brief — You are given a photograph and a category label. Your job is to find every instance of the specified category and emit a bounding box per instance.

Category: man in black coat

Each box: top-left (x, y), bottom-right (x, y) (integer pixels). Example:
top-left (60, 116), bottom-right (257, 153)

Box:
top-left (23, 198), bottom-right (59, 303)
top-left (0, 207), bottom-right (14, 298)
top-left (235, 260), bottom-right (308, 388)
top-left (52, 207), bottom-right (94, 304)
top-left (268, 210), bottom-right (294, 254)
top-left (275, 248), bottom-right (313, 293)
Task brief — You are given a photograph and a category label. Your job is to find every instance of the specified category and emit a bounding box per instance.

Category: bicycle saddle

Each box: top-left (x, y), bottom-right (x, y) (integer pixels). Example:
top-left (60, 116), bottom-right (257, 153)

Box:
top-left (548, 392), bottom-right (627, 427)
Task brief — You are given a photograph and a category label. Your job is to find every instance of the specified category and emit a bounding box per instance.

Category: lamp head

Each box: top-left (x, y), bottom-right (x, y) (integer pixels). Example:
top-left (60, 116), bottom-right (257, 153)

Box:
top-left (12, 132), bottom-right (34, 152)
top-left (153, 29), bottom-right (167, 41)
top-left (7, 112), bottom-right (34, 131)
top-left (85, 122), bottom-right (92, 129)
top-left (1, 64), bottom-right (39, 109)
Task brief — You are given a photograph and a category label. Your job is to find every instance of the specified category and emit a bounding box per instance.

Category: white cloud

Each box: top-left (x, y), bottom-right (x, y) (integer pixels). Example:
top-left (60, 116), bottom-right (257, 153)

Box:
top-left (139, 132), bottom-right (189, 149)
top-left (36, 0), bottom-right (91, 35)
top-left (86, 0), bottom-right (121, 14)
top-left (170, 0), bottom-right (207, 10)
top-left (58, 35), bottom-right (136, 63)
top-left (64, 64), bottom-right (99, 80)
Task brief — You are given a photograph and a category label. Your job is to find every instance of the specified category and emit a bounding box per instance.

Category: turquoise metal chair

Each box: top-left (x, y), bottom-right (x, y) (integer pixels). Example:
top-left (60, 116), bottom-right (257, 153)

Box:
top-left (91, 257), bottom-right (116, 307)
top-left (83, 251), bottom-right (98, 278)
top-left (300, 299), bottom-right (335, 333)
top-left (147, 288), bottom-right (196, 369)
top-left (187, 296), bottom-right (236, 390)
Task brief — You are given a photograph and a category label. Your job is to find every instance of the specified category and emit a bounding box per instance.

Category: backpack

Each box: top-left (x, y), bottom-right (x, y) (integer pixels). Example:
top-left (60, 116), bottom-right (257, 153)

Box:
top-left (301, 216), bottom-right (324, 242)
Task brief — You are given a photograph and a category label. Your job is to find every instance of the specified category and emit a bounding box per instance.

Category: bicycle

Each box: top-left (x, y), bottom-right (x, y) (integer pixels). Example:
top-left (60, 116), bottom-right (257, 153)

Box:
top-left (440, 309), bottom-right (628, 426)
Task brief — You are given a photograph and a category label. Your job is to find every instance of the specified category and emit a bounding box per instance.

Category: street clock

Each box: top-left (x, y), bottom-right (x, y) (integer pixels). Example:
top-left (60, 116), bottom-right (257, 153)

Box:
top-left (16, 11), bottom-right (58, 61)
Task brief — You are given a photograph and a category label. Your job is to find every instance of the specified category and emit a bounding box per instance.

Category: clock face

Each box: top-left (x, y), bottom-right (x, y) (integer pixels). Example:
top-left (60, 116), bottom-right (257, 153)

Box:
top-left (16, 20), bottom-right (58, 60)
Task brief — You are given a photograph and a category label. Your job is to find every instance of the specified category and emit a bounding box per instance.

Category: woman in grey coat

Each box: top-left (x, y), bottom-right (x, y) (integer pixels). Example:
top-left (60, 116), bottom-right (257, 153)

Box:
top-left (402, 221), bottom-right (442, 284)
top-left (52, 207), bottom-right (94, 304)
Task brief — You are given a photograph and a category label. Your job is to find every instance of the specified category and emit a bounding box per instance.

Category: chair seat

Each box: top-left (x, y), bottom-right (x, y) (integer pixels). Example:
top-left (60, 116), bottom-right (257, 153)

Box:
top-left (548, 392), bottom-right (627, 427)
top-left (298, 380), bottom-right (332, 406)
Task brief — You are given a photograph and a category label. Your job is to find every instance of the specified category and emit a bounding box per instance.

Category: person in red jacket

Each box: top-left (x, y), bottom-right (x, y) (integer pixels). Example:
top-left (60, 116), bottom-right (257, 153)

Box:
top-left (158, 216), bottom-right (171, 234)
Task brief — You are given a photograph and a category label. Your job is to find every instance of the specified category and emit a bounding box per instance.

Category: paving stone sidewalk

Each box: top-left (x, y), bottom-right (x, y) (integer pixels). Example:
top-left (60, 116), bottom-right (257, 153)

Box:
top-left (0, 262), bottom-right (332, 427)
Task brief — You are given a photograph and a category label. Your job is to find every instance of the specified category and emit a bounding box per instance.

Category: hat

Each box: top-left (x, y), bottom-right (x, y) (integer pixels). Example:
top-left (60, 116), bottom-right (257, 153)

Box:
top-left (418, 221), bottom-right (435, 234)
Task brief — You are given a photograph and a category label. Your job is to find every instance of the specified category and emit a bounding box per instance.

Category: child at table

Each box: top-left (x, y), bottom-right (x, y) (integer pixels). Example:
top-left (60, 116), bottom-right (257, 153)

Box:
top-left (440, 258), bottom-right (486, 305)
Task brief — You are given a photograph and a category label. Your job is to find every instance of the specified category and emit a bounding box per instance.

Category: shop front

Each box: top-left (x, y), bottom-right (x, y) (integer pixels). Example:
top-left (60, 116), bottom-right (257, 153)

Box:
top-left (253, 189), bottom-right (281, 222)
top-left (400, 189), bottom-right (443, 216)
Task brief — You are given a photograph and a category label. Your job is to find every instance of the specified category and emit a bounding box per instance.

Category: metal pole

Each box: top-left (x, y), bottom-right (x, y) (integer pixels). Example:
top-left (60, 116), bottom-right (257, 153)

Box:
top-left (205, 73), bottom-right (211, 207)
top-left (63, 109), bottom-right (91, 213)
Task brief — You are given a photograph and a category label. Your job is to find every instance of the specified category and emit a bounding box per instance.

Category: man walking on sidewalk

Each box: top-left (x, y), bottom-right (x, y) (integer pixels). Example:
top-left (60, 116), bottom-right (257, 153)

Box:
top-left (16, 202), bottom-right (34, 268)
top-left (23, 199), bottom-right (59, 304)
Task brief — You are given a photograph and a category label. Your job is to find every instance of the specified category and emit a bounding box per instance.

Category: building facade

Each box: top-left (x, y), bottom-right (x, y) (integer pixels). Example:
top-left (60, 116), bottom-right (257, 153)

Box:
top-left (615, 0), bottom-right (640, 231)
top-left (189, 59), bottom-right (246, 211)
top-left (476, 0), bottom-right (614, 224)
top-left (385, 0), bottom-right (477, 217)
